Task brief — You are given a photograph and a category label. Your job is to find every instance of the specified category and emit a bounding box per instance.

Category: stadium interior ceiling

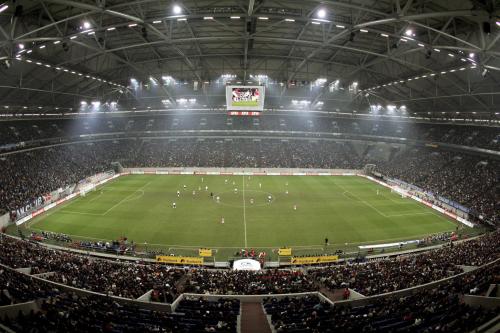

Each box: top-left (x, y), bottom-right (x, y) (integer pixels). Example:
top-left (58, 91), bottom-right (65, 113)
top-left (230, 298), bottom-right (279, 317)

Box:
top-left (0, 0), bottom-right (499, 121)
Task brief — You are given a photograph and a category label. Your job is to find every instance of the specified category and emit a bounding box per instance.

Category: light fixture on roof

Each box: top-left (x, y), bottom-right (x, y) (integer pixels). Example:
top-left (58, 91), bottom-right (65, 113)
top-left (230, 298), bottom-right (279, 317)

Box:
top-left (448, 53), bottom-right (454, 57)
top-left (405, 29), bottom-right (413, 36)
top-left (311, 21), bottom-right (320, 25)
top-left (317, 8), bottom-right (327, 18)
top-left (336, 25), bottom-right (345, 29)
top-left (203, 16), bottom-right (213, 20)
top-left (153, 20), bottom-right (162, 24)
top-left (360, 29), bottom-right (368, 33)
top-left (0, 4), bottom-right (8, 13)
top-left (496, 21), bottom-right (500, 27)
top-left (285, 18), bottom-right (295, 22)
top-left (39, 45), bottom-right (46, 49)
top-left (18, 43), bottom-right (24, 50)
top-left (83, 21), bottom-right (91, 29)
top-left (258, 17), bottom-right (268, 20)
top-left (381, 33), bottom-right (389, 38)
top-left (70, 36), bottom-right (77, 40)
top-left (469, 52), bottom-right (475, 58)
top-left (128, 23), bottom-right (138, 27)
top-left (433, 48), bottom-right (440, 52)
top-left (230, 16), bottom-right (240, 19)
top-left (173, 4), bottom-right (182, 14)
top-left (107, 27), bottom-right (116, 31)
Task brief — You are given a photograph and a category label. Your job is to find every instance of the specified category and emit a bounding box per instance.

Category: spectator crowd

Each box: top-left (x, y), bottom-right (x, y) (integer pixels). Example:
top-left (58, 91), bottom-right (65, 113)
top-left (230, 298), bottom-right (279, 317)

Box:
top-left (0, 230), bottom-right (498, 299)
top-left (0, 138), bottom-right (498, 224)
top-left (0, 113), bottom-right (498, 150)
top-left (264, 261), bottom-right (499, 332)
top-left (0, 233), bottom-right (497, 332)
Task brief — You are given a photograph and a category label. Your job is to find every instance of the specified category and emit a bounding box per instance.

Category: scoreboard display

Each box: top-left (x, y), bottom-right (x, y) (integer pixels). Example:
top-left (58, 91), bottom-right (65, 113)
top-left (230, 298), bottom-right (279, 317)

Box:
top-left (226, 85), bottom-right (265, 115)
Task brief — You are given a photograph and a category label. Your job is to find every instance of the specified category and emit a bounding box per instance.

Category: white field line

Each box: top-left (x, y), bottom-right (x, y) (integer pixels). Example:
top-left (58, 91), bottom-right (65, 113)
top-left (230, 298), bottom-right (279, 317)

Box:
top-left (242, 175), bottom-right (248, 248)
top-left (384, 211), bottom-right (434, 217)
top-left (88, 190), bottom-right (104, 203)
top-left (102, 184), bottom-right (150, 216)
top-left (356, 176), bottom-right (458, 226)
top-left (59, 189), bottom-right (146, 217)
top-left (352, 176), bottom-right (409, 205)
top-left (340, 188), bottom-right (388, 218)
top-left (377, 190), bottom-right (413, 205)
top-left (58, 210), bottom-right (103, 216)
top-left (342, 190), bottom-right (434, 218)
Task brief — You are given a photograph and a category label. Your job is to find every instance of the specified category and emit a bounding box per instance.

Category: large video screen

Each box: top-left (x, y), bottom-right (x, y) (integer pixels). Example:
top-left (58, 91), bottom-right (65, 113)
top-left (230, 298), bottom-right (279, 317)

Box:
top-left (226, 86), bottom-right (265, 111)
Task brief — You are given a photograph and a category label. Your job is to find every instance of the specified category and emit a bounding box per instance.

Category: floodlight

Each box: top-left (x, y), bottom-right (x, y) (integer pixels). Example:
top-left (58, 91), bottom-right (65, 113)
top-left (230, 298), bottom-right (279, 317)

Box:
top-left (173, 4), bottom-right (182, 15)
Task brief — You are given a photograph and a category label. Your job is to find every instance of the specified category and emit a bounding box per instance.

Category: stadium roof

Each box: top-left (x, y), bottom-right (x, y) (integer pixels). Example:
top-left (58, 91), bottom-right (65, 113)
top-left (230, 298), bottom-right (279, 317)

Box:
top-left (0, 0), bottom-right (500, 117)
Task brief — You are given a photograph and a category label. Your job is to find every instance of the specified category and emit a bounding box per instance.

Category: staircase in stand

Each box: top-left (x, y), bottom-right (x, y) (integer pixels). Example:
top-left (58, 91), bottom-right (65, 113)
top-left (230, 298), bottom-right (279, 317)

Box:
top-left (240, 302), bottom-right (272, 333)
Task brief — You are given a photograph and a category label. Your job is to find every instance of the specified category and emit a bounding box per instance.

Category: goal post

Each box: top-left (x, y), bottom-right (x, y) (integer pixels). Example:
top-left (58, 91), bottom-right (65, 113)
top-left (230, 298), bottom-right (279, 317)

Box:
top-left (80, 184), bottom-right (96, 197)
top-left (363, 164), bottom-right (377, 175)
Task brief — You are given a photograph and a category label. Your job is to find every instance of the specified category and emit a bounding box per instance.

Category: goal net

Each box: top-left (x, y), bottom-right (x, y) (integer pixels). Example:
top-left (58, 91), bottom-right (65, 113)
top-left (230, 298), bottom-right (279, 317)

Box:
top-left (80, 184), bottom-right (96, 197)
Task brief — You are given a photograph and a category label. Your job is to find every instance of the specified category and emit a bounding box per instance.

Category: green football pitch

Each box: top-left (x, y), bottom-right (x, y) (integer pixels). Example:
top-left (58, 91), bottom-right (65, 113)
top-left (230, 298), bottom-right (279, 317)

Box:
top-left (24, 175), bottom-right (462, 260)
top-left (232, 100), bottom-right (258, 107)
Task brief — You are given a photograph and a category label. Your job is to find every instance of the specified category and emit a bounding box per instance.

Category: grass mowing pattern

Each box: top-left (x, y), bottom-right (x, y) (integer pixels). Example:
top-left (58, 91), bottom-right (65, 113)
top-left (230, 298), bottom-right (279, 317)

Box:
top-left (231, 100), bottom-right (259, 107)
top-left (26, 175), bottom-right (460, 259)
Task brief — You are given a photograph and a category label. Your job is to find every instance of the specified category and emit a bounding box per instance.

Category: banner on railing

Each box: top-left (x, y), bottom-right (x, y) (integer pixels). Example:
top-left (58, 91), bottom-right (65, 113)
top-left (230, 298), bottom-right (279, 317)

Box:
top-left (156, 255), bottom-right (204, 265)
top-left (278, 248), bottom-right (292, 256)
top-left (291, 255), bottom-right (338, 265)
top-left (198, 248), bottom-right (213, 257)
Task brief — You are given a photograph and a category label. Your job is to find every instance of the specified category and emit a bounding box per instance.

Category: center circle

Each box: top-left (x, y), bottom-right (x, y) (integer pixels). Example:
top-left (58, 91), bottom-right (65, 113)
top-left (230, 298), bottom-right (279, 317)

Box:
top-left (212, 190), bottom-right (276, 208)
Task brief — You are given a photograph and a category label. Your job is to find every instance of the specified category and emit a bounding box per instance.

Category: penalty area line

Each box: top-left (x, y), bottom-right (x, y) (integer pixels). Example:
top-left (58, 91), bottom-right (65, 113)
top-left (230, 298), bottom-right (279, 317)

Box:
top-left (242, 175), bottom-right (248, 248)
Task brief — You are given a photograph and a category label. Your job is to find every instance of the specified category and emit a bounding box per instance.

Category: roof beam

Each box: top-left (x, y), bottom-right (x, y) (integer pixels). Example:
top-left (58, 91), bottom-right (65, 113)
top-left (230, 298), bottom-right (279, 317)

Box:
top-left (248, 0), bottom-right (255, 16)
top-left (42, 0), bottom-right (202, 82)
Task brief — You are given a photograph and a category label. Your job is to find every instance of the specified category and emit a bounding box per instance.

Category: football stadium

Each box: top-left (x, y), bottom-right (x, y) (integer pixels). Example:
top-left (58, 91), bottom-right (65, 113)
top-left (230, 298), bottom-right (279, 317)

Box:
top-left (0, 1), bottom-right (498, 332)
